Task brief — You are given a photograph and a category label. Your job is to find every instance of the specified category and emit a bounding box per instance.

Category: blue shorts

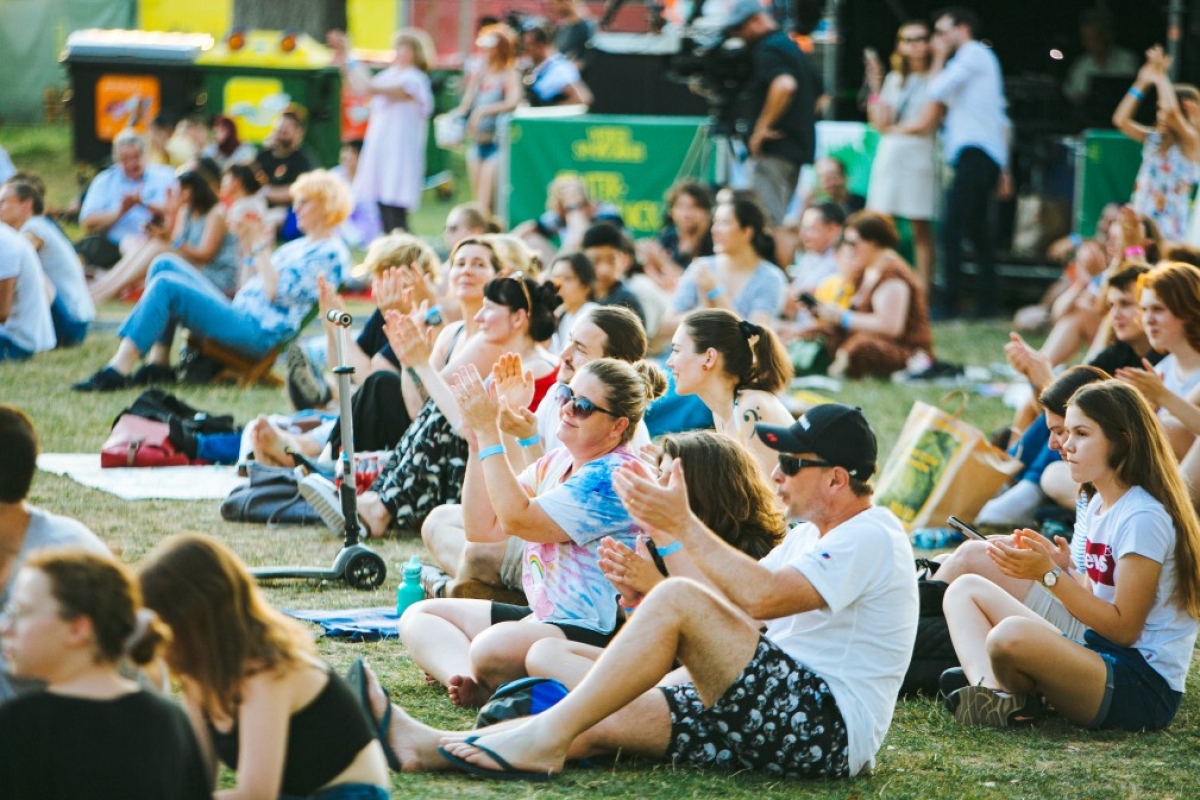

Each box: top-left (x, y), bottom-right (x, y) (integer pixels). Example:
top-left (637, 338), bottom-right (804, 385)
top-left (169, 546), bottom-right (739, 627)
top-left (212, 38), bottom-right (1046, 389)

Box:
top-left (473, 141), bottom-right (499, 161)
top-left (1085, 629), bottom-right (1182, 731)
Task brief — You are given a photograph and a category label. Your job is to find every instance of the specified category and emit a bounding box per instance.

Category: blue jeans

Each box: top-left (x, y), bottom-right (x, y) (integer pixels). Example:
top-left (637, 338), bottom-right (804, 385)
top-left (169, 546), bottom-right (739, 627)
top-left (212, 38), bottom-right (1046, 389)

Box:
top-left (1010, 415), bottom-right (1060, 486)
top-left (278, 783), bottom-right (390, 800)
top-left (0, 333), bottom-right (33, 362)
top-left (50, 294), bottom-right (90, 347)
top-left (118, 257), bottom-right (277, 358)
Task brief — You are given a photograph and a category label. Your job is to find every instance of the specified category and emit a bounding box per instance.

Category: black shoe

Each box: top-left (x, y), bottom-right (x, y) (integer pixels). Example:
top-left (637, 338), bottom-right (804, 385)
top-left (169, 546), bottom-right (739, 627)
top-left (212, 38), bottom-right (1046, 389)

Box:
top-left (286, 343), bottom-right (331, 411)
top-left (131, 363), bottom-right (178, 386)
top-left (938, 667), bottom-right (970, 704)
top-left (72, 366), bottom-right (132, 392)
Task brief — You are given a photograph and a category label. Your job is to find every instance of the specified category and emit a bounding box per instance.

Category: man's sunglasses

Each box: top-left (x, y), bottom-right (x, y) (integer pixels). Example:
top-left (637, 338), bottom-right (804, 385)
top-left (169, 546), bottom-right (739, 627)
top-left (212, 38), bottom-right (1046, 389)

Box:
top-left (557, 385), bottom-right (619, 420)
top-left (778, 454), bottom-right (833, 476)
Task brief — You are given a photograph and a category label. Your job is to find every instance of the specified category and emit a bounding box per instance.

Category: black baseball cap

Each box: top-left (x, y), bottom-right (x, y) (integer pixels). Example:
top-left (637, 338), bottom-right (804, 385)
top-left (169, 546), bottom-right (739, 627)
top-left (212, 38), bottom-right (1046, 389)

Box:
top-left (755, 404), bottom-right (877, 478)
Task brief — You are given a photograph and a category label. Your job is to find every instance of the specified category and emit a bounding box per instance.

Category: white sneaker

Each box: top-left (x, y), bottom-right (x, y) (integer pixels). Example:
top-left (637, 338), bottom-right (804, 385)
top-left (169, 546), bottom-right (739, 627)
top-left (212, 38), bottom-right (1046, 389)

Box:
top-left (975, 480), bottom-right (1044, 528)
top-left (299, 474), bottom-right (366, 536)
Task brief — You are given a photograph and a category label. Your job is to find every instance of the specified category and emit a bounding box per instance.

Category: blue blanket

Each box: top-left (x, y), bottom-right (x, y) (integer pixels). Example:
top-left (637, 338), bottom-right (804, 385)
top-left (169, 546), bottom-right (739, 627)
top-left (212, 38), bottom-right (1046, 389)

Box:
top-left (285, 606), bottom-right (399, 641)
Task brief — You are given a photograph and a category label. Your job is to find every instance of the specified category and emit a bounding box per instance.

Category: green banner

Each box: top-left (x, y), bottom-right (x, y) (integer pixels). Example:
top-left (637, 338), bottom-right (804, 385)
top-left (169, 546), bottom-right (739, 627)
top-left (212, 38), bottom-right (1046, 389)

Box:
top-left (505, 113), bottom-right (712, 237)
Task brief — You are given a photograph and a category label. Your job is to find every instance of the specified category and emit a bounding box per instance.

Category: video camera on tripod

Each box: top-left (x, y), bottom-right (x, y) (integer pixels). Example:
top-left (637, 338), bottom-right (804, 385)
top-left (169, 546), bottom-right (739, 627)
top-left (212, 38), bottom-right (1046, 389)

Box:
top-left (667, 32), bottom-right (752, 135)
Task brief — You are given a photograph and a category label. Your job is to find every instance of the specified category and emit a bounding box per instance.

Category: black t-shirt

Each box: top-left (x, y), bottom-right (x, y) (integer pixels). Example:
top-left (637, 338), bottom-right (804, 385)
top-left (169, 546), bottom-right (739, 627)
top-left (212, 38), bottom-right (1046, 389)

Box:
top-left (555, 19), bottom-right (595, 65)
top-left (743, 30), bottom-right (823, 166)
top-left (659, 226), bottom-right (714, 269)
top-left (1089, 342), bottom-right (1163, 376)
top-left (0, 690), bottom-right (210, 800)
top-left (255, 147), bottom-right (316, 204)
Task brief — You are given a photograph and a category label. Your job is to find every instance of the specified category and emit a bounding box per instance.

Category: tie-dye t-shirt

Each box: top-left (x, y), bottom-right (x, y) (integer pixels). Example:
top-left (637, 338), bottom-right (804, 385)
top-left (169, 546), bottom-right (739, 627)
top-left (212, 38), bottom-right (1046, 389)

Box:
top-left (517, 446), bottom-right (642, 634)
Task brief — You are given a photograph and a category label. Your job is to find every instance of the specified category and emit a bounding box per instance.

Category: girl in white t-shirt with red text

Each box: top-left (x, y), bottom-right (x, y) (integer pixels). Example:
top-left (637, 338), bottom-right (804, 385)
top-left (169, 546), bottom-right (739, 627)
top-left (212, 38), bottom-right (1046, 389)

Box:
top-left (943, 380), bottom-right (1200, 730)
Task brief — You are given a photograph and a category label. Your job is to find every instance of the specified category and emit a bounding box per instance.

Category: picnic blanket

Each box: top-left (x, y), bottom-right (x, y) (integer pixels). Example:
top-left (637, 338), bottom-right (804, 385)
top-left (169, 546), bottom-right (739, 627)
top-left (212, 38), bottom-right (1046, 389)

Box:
top-left (37, 453), bottom-right (246, 500)
top-left (285, 606), bottom-right (400, 641)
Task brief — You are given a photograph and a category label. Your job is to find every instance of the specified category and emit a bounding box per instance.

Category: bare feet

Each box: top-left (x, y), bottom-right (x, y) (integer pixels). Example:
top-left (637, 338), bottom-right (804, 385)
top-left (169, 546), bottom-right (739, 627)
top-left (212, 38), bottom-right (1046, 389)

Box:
top-left (358, 492), bottom-right (394, 539)
top-left (439, 723), bottom-right (567, 778)
top-left (249, 416), bottom-right (295, 467)
top-left (361, 662), bottom-right (452, 772)
top-left (447, 673), bottom-right (492, 708)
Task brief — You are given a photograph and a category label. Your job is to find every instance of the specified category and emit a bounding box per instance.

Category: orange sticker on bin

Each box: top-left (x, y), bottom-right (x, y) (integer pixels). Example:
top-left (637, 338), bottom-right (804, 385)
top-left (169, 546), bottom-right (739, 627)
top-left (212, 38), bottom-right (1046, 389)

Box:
top-left (96, 75), bottom-right (161, 140)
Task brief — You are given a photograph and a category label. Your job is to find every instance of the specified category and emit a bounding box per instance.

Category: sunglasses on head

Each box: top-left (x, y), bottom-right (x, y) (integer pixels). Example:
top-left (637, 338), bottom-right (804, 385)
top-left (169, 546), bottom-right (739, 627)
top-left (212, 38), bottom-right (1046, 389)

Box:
top-left (557, 385), bottom-right (619, 420)
top-left (507, 272), bottom-right (533, 312)
top-left (778, 454), bottom-right (833, 476)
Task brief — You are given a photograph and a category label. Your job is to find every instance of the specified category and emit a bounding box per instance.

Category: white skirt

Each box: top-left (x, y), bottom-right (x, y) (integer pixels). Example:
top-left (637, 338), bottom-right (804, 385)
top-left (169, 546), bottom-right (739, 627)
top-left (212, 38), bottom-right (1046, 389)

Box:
top-left (867, 133), bottom-right (939, 221)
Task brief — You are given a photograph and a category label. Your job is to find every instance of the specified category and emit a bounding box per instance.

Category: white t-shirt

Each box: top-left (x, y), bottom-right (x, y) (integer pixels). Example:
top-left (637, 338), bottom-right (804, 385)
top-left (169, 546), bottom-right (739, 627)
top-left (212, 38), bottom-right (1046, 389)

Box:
top-left (534, 381), bottom-right (651, 454)
top-left (0, 222), bottom-right (55, 354)
top-left (759, 505), bottom-right (918, 777)
top-left (1082, 486), bottom-right (1199, 692)
top-left (926, 40), bottom-right (1009, 169)
top-left (22, 216), bottom-right (95, 324)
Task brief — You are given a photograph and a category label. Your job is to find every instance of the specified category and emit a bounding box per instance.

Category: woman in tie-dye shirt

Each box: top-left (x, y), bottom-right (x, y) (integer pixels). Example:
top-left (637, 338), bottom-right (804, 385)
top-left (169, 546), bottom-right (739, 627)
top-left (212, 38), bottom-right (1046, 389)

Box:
top-left (399, 358), bottom-right (667, 708)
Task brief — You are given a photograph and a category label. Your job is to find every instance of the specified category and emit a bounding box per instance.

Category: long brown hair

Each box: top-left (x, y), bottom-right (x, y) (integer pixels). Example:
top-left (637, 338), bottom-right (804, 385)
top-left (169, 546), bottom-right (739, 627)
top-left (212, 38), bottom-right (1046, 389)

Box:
top-left (1139, 261), bottom-right (1200, 353)
top-left (661, 431), bottom-right (785, 559)
top-left (139, 534), bottom-right (315, 716)
top-left (1069, 381), bottom-right (1200, 617)
top-left (890, 20), bottom-right (931, 79)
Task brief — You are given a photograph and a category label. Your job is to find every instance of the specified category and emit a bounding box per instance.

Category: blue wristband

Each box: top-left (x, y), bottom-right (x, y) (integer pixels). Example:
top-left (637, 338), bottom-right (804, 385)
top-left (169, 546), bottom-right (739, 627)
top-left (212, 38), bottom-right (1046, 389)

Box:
top-left (655, 540), bottom-right (683, 557)
top-left (517, 435), bottom-right (540, 448)
top-left (478, 444), bottom-right (505, 462)
top-left (705, 285), bottom-right (724, 301)
top-left (1068, 233), bottom-right (1083, 248)
top-left (840, 310), bottom-right (853, 329)
top-left (1128, 86), bottom-right (1144, 100)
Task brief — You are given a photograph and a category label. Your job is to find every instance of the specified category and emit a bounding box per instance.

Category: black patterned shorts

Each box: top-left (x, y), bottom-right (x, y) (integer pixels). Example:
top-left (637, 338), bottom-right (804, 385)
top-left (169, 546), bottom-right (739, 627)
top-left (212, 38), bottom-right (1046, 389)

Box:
top-left (659, 637), bottom-right (850, 779)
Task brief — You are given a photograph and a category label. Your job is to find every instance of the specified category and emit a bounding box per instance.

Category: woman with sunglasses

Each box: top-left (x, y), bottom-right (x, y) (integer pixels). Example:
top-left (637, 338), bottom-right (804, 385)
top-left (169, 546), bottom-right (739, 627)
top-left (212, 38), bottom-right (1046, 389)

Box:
top-left (398, 357), bottom-right (666, 708)
top-left (0, 550), bottom-right (209, 800)
top-left (809, 211), bottom-right (933, 379)
top-left (666, 308), bottom-right (794, 480)
top-left (301, 270), bottom-right (560, 537)
top-left (865, 20), bottom-right (937, 285)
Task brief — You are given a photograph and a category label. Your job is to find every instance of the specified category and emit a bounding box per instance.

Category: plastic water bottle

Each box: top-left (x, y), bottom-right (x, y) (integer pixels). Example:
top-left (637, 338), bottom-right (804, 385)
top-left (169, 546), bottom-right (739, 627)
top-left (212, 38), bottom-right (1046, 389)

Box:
top-left (912, 528), bottom-right (964, 550)
top-left (396, 556), bottom-right (425, 618)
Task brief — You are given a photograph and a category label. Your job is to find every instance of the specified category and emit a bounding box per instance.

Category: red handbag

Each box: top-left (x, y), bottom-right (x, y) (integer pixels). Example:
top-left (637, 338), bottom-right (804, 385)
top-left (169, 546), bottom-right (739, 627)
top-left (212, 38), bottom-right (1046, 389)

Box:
top-left (100, 414), bottom-right (191, 468)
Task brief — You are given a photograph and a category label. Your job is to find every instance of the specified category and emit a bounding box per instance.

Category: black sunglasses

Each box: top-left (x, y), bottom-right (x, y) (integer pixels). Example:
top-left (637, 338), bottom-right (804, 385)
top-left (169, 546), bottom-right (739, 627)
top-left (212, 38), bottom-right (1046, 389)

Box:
top-left (778, 454), bottom-right (833, 476)
top-left (557, 385), bottom-right (619, 420)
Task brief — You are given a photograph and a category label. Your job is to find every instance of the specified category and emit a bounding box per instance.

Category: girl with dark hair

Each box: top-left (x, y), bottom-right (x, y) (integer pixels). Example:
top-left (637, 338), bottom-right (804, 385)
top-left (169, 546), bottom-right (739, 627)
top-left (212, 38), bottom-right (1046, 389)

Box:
top-left (638, 180), bottom-right (715, 291)
top-left (665, 197), bottom-right (787, 336)
top-left (139, 535), bottom-right (391, 799)
top-left (90, 167), bottom-right (240, 304)
top-left (399, 357), bottom-right (667, 708)
top-left (202, 114), bottom-right (256, 168)
top-left (667, 308), bottom-right (794, 479)
top-left (0, 550), bottom-right (210, 800)
top-left (548, 252), bottom-right (598, 353)
top-left (810, 210), bottom-right (933, 378)
top-left (300, 266), bottom-right (561, 537)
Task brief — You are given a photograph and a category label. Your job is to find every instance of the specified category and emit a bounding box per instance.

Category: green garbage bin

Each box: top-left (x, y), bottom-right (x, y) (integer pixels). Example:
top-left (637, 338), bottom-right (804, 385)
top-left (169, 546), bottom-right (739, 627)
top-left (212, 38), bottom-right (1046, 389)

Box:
top-left (63, 29), bottom-right (211, 165)
top-left (1074, 129), bottom-right (1143, 237)
top-left (425, 68), bottom-right (463, 192)
top-left (195, 31), bottom-right (342, 168)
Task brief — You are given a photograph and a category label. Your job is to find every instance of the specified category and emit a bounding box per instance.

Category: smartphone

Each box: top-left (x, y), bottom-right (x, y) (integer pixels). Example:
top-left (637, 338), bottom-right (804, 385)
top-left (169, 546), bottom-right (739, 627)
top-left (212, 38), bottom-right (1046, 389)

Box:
top-left (799, 292), bottom-right (819, 309)
top-left (947, 515), bottom-right (987, 541)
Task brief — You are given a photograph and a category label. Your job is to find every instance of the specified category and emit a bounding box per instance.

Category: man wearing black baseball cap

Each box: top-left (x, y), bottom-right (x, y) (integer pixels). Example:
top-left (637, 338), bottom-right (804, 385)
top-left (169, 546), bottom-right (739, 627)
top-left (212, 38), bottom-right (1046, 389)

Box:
top-left (420, 402), bottom-right (918, 782)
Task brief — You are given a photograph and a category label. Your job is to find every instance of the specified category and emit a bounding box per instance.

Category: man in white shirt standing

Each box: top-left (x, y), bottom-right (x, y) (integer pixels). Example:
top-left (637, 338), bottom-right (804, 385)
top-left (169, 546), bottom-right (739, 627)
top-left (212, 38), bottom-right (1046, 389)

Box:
top-left (894, 7), bottom-right (1010, 319)
top-left (380, 403), bottom-right (919, 782)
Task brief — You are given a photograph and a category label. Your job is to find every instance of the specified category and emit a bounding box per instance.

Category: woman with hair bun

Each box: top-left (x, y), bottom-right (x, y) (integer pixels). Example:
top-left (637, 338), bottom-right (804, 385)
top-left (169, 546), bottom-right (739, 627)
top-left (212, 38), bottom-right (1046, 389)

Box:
top-left (399, 357), bottom-right (667, 708)
top-left (810, 210), bottom-right (933, 378)
top-left (0, 550), bottom-right (209, 800)
top-left (667, 308), bottom-right (795, 479)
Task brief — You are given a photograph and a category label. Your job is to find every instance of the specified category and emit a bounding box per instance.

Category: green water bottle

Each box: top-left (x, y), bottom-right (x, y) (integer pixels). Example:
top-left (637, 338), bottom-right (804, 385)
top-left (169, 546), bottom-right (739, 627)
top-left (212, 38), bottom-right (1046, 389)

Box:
top-left (396, 556), bottom-right (425, 618)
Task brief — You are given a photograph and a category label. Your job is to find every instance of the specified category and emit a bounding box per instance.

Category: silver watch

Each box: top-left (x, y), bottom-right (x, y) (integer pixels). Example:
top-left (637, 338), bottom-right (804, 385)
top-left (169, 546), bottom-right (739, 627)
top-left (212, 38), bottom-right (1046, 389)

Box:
top-left (1042, 566), bottom-right (1062, 588)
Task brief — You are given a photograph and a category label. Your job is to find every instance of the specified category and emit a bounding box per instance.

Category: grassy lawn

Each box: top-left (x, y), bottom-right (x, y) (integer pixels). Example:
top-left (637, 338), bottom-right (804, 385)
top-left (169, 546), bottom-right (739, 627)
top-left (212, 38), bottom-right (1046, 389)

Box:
top-left (4, 123), bottom-right (1200, 799)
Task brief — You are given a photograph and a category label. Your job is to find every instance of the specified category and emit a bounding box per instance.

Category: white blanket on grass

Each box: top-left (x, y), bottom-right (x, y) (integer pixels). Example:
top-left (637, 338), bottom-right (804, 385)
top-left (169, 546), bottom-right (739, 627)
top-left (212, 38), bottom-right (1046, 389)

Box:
top-left (37, 453), bottom-right (246, 500)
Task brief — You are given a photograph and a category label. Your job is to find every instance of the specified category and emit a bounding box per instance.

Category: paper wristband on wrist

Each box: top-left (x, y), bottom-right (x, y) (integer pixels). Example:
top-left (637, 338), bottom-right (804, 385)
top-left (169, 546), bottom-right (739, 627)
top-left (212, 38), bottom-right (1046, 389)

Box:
top-left (517, 435), bottom-right (540, 448)
top-left (1124, 246), bottom-right (1146, 258)
top-left (655, 540), bottom-right (683, 557)
top-left (706, 286), bottom-right (724, 301)
top-left (478, 444), bottom-right (506, 461)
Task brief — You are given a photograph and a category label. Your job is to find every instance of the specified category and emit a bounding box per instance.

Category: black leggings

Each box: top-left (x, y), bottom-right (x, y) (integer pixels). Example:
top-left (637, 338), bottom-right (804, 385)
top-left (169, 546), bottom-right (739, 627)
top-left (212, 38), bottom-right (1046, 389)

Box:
top-left (378, 204), bottom-right (409, 233)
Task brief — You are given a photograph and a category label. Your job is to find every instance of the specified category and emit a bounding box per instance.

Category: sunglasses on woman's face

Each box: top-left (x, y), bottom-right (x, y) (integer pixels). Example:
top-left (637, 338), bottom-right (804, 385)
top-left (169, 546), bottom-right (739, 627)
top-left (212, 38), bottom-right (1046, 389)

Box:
top-left (557, 385), bottom-right (619, 420)
top-left (777, 454), bottom-right (833, 476)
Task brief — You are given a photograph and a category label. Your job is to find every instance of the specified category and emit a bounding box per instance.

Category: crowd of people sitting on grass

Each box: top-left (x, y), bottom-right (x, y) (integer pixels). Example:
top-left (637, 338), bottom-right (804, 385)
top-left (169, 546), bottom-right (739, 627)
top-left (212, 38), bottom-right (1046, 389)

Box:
top-left (7, 12), bottom-right (1200, 797)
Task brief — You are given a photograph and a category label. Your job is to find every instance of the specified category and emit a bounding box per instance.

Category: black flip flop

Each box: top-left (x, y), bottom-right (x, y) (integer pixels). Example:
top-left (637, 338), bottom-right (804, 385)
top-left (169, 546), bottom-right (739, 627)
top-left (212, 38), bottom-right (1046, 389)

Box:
top-left (437, 735), bottom-right (556, 782)
top-left (344, 659), bottom-right (402, 771)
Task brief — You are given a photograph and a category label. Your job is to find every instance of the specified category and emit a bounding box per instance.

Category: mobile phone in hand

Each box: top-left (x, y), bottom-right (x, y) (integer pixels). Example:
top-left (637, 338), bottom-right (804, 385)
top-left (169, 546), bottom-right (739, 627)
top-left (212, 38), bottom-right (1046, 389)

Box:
top-left (799, 292), bottom-right (819, 309)
top-left (947, 515), bottom-right (987, 541)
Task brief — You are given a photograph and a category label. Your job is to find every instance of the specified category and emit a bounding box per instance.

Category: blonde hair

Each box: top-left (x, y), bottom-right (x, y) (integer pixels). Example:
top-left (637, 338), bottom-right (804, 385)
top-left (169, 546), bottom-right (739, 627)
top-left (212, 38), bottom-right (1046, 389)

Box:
top-left (290, 169), bottom-right (352, 229)
top-left (485, 233), bottom-right (543, 278)
top-left (395, 28), bottom-right (436, 72)
top-left (353, 232), bottom-right (440, 279)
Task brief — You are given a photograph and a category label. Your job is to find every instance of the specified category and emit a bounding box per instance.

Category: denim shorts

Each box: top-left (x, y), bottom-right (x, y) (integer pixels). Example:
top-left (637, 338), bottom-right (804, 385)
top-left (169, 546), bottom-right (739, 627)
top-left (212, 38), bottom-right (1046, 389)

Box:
top-left (278, 783), bottom-right (390, 800)
top-left (473, 140), bottom-right (499, 161)
top-left (1085, 629), bottom-right (1182, 731)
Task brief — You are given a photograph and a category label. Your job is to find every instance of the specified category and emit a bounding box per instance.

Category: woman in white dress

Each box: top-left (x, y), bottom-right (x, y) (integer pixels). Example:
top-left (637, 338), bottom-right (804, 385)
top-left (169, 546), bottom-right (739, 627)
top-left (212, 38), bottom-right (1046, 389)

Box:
top-left (332, 28), bottom-right (435, 234)
top-left (865, 20), bottom-right (938, 286)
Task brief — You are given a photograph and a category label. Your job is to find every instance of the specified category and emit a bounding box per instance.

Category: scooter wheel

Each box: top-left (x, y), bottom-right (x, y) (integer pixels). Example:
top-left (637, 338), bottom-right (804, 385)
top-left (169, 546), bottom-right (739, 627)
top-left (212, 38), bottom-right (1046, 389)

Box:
top-left (345, 551), bottom-right (387, 590)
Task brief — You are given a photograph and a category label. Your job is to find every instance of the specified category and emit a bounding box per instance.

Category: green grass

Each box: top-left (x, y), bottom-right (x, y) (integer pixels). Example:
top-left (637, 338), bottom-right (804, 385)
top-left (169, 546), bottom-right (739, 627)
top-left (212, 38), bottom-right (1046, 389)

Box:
top-left (4, 123), bottom-right (1200, 799)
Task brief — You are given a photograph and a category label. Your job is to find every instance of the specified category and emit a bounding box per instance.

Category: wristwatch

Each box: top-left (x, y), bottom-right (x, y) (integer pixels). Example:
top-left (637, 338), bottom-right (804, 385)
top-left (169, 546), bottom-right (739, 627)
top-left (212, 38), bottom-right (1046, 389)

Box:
top-left (1042, 566), bottom-right (1063, 588)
